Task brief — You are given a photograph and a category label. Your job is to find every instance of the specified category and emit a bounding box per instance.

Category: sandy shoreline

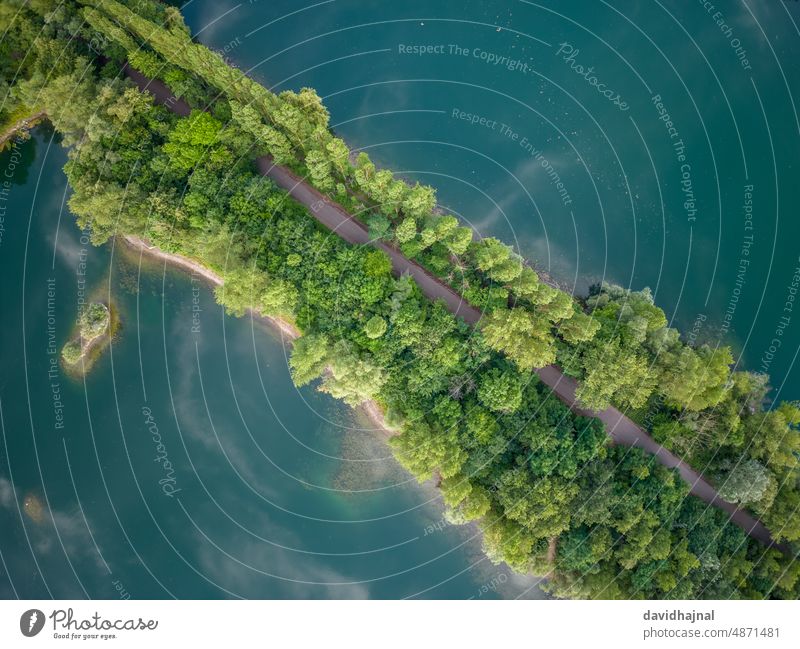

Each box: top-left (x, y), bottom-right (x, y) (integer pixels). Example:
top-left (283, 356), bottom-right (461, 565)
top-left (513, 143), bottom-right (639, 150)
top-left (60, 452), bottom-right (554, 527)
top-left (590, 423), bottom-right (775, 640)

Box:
top-left (0, 110), bottom-right (47, 149)
top-left (74, 327), bottom-right (108, 365)
top-left (119, 234), bottom-right (391, 433)
top-left (120, 235), bottom-right (300, 338)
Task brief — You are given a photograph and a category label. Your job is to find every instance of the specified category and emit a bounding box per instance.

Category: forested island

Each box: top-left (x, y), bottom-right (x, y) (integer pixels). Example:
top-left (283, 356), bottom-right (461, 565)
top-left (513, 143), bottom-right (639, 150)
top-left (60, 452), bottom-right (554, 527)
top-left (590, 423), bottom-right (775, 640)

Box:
top-left (60, 301), bottom-right (114, 373)
top-left (2, 0), bottom-right (799, 599)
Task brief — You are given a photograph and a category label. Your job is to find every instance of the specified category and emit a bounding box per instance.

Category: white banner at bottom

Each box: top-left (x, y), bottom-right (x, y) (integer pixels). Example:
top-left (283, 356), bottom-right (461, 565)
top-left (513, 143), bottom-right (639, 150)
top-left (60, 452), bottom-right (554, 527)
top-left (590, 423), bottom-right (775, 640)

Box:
top-left (0, 600), bottom-right (797, 648)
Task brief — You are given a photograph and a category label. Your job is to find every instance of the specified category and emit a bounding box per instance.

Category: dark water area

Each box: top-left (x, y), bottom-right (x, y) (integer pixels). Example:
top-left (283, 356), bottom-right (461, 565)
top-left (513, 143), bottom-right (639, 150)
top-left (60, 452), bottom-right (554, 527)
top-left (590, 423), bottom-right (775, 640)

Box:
top-left (182, 0), bottom-right (800, 402)
top-left (0, 130), bottom-right (544, 598)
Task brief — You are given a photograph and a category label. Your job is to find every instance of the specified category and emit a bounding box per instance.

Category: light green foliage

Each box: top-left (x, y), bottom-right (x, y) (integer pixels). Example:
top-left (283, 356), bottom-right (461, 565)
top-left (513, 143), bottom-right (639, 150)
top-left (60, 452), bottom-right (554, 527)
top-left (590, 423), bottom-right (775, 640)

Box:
top-left (214, 267), bottom-right (270, 317)
top-left (744, 402), bottom-right (800, 469)
top-left (657, 345), bottom-right (733, 411)
top-left (458, 486), bottom-right (492, 521)
top-left (162, 110), bottom-right (222, 171)
top-left (481, 308), bottom-right (556, 370)
top-left (394, 216), bottom-right (417, 244)
top-left (652, 417), bottom-right (698, 457)
top-left (510, 267), bottom-right (541, 300)
top-left (353, 152), bottom-right (375, 189)
top-left (440, 474), bottom-right (473, 508)
top-left (320, 341), bottom-right (385, 405)
top-left (481, 512), bottom-right (540, 573)
top-left (229, 100), bottom-right (293, 163)
top-left (731, 371), bottom-right (769, 411)
top-left (537, 290), bottom-right (574, 321)
top-left (304, 149), bottom-right (334, 192)
top-left (289, 334), bottom-right (330, 386)
top-left (15, 61), bottom-right (99, 148)
top-left (390, 418), bottom-right (466, 483)
top-left (446, 226), bottom-right (473, 256)
top-left (402, 183), bottom-right (436, 220)
top-left (477, 367), bottom-right (523, 413)
top-left (325, 137), bottom-right (349, 177)
top-left (576, 338), bottom-right (655, 410)
top-left (432, 215), bottom-right (458, 241)
top-left (559, 310), bottom-right (600, 344)
top-left (61, 340), bottom-right (82, 365)
top-left (82, 6), bottom-right (139, 52)
top-left (588, 283), bottom-right (667, 345)
top-left (364, 249), bottom-right (392, 277)
top-left (364, 315), bottom-right (387, 339)
top-left (127, 50), bottom-right (163, 78)
top-left (368, 169), bottom-right (393, 204)
top-left (764, 487), bottom-right (800, 543)
top-left (261, 278), bottom-right (299, 317)
top-left (647, 325), bottom-right (680, 355)
top-left (281, 86), bottom-right (330, 130)
top-left (489, 257), bottom-right (523, 283)
top-left (717, 460), bottom-right (772, 505)
top-left (583, 284), bottom-right (733, 413)
top-left (68, 181), bottom-right (149, 244)
top-left (530, 281), bottom-right (559, 307)
top-left (383, 180), bottom-right (407, 216)
top-left (473, 237), bottom-right (510, 273)
top-left (418, 226), bottom-right (437, 250)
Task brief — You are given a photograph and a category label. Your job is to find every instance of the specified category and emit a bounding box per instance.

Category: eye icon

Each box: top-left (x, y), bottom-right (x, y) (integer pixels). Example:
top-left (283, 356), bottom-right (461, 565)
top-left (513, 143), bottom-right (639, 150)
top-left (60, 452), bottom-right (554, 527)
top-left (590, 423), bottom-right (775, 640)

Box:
top-left (20, 609), bottom-right (45, 637)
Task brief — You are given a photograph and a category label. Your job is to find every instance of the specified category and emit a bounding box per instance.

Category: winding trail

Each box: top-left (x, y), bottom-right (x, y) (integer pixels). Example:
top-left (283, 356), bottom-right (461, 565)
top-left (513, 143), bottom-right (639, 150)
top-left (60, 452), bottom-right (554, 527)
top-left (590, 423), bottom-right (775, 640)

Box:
top-left (125, 69), bottom-right (784, 551)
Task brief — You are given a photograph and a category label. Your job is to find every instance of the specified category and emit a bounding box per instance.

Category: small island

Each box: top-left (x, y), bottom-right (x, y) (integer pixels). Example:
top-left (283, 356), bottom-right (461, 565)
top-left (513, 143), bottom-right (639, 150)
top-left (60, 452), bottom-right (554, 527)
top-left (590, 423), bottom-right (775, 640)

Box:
top-left (22, 493), bottom-right (45, 524)
top-left (61, 302), bottom-right (116, 375)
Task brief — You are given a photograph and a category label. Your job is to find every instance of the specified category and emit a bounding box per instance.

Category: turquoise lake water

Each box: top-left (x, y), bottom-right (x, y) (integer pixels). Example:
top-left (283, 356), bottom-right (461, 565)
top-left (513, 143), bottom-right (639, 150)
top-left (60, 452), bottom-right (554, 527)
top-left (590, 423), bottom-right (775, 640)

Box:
top-left (2, 0), bottom-right (800, 599)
